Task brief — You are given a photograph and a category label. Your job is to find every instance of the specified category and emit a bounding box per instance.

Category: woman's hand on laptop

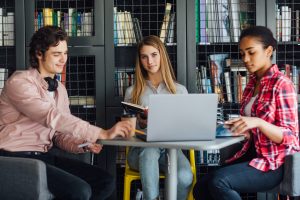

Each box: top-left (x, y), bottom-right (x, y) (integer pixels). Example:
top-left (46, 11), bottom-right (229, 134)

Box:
top-left (99, 121), bottom-right (132, 139)
top-left (137, 113), bottom-right (147, 129)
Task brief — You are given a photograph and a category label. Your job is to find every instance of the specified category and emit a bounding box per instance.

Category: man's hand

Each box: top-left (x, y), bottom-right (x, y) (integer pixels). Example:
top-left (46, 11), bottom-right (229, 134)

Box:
top-left (85, 143), bottom-right (103, 154)
top-left (99, 121), bottom-right (132, 140)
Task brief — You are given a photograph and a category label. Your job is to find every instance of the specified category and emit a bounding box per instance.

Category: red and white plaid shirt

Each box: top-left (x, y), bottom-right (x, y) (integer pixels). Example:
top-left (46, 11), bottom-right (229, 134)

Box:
top-left (227, 64), bottom-right (300, 171)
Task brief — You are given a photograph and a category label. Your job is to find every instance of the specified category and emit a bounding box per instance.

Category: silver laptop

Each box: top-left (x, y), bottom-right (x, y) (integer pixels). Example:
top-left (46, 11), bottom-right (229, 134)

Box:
top-left (136, 94), bottom-right (218, 142)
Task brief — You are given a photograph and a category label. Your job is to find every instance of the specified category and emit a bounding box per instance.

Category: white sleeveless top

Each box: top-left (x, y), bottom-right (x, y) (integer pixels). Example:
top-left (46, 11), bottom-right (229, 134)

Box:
top-left (244, 96), bottom-right (256, 117)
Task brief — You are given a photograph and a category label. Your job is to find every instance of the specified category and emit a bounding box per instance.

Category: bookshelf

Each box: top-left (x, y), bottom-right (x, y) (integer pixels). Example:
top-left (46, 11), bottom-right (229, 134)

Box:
top-left (0, 0), bottom-right (24, 93)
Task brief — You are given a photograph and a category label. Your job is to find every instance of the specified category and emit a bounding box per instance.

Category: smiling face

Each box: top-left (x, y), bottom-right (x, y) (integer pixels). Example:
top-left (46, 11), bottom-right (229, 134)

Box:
top-left (139, 45), bottom-right (161, 76)
top-left (37, 40), bottom-right (68, 78)
top-left (239, 36), bottom-right (273, 77)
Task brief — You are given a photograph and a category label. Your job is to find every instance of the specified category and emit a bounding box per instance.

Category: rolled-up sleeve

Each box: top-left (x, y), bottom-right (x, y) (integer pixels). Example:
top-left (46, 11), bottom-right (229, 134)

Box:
top-left (53, 132), bottom-right (86, 153)
top-left (276, 80), bottom-right (299, 145)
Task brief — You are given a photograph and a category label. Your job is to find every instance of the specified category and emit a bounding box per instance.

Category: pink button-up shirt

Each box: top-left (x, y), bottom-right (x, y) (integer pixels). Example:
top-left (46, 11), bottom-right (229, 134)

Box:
top-left (0, 68), bottom-right (100, 153)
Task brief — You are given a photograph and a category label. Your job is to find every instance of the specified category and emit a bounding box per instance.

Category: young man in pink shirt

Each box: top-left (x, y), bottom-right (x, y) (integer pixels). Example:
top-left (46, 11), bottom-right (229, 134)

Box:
top-left (0, 26), bottom-right (132, 200)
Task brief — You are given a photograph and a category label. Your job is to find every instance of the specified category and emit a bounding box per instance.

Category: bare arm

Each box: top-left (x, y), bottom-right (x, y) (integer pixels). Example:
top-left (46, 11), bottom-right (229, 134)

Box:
top-left (225, 117), bottom-right (283, 143)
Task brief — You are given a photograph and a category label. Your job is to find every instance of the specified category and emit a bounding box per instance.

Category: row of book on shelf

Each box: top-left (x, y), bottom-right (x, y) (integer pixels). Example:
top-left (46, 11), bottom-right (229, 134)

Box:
top-left (276, 5), bottom-right (300, 42)
top-left (114, 69), bottom-right (135, 97)
top-left (0, 8), bottom-right (14, 46)
top-left (35, 8), bottom-right (93, 36)
top-left (196, 54), bottom-right (300, 103)
top-left (113, 3), bottom-right (175, 46)
top-left (195, 0), bottom-right (253, 44)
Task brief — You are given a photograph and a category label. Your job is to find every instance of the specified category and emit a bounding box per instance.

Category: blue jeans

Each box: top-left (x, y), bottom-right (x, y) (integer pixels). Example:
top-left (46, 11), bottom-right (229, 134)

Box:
top-left (193, 161), bottom-right (283, 200)
top-left (128, 147), bottom-right (193, 200)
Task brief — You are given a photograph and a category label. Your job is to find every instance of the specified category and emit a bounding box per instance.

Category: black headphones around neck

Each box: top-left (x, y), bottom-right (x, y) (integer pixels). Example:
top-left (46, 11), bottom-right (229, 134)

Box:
top-left (44, 75), bottom-right (58, 92)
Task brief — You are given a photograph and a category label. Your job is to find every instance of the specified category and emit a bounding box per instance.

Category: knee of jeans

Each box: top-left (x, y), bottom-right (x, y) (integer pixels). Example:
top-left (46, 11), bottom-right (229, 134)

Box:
top-left (178, 168), bottom-right (193, 187)
top-left (208, 173), bottom-right (229, 192)
top-left (71, 182), bottom-right (92, 200)
top-left (139, 148), bottom-right (160, 161)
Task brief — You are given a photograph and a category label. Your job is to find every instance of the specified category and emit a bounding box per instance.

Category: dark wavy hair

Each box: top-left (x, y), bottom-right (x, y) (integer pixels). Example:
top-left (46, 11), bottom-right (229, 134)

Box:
top-left (29, 26), bottom-right (68, 69)
top-left (239, 26), bottom-right (277, 58)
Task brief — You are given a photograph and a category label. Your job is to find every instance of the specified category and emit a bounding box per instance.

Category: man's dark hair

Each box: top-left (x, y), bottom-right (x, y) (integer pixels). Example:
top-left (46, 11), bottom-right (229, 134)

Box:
top-left (29, 26), bottom-right (68, 69)
top-left (239, 26), bottom-right (277, 52)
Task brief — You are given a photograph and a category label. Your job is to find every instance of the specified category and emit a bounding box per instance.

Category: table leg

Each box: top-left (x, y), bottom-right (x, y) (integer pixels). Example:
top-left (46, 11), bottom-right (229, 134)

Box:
top-left (165, 148), bottom-right (177, 200)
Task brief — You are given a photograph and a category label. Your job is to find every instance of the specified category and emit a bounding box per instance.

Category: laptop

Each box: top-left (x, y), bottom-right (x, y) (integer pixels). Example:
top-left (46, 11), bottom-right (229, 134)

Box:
top-left (135, 94), bottom-right (218, 142)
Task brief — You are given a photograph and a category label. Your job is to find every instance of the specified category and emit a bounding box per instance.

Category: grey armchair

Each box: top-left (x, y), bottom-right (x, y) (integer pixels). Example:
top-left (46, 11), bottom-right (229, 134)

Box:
top-left (0, 156), bottom-right (53, 200)
top-left (0, 148), bottom-right (91, 200)
top-left (269, 152), bottom-right (300, 197)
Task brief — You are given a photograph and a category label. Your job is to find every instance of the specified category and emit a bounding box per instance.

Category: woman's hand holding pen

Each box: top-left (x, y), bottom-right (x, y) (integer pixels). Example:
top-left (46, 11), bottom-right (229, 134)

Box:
top-left (225, 116), bottom-right (260, 138)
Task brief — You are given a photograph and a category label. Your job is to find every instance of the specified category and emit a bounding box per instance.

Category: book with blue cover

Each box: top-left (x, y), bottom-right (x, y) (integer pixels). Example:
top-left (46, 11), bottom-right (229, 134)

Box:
top-left (216, 124), bottom-right (233, 137)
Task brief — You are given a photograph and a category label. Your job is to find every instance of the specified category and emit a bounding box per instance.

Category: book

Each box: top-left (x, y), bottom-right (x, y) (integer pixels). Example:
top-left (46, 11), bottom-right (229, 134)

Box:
top-left (113, 7), bottom-right (118, 45)
top-left (224, 72), bottom-right (232, 102)
top-left (228, 0), bottom-right (241, 42)
top-left (3, 11), bottom-right (14, 46)
top-left (209, 54), bottom-right (228, 102)
top-left (0, 8), bottom-right (3, 46)
top-left (159, 3), bottom-right (172, 43)
top-left (296, 10), bottom-right (300, 41)
top-left (166, 13), bottom-right (176, 44)
top-left (69, 96), bottom-right (95, 106)
top-left (216, 124), bottom-right (233, 137)
top-left (43, 8), bottom-right (53, 26)
top-left (121, 101), bottom-right (148, 115)
top-left (0, 68), bottom-right (8, 94)
top-left (132, 17), bottom-right (143, 43)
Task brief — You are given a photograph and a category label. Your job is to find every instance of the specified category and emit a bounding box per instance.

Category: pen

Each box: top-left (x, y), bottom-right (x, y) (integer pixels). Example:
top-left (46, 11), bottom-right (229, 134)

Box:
top-left (135, 129), bottom-right (145, 135)
top-left (78, 142), bottom-right (92, 148)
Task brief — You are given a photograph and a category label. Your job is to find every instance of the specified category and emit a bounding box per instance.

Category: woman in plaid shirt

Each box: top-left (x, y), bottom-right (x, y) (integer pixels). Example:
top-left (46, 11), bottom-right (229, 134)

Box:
top-left (193, 26), bottom-right (300, 200)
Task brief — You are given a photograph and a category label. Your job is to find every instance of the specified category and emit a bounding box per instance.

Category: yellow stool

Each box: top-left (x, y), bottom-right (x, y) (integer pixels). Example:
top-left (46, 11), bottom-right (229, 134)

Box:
top-left (123, 148), bottom-right (197, 200)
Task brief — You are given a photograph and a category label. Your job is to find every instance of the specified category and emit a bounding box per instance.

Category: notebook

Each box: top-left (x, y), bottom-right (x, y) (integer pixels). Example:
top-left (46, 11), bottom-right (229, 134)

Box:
top-left (135, 94), bottom-right (218, 142)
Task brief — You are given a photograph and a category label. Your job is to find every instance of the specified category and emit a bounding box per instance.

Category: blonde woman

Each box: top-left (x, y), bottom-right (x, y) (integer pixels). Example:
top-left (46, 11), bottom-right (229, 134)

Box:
top-left (124, 35), bottom-right (193, 200)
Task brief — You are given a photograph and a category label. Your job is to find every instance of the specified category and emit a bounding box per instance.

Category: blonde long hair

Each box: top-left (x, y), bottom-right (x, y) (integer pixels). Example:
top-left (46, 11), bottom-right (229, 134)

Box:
top-left (131, 35), bottom-right (177, 104)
